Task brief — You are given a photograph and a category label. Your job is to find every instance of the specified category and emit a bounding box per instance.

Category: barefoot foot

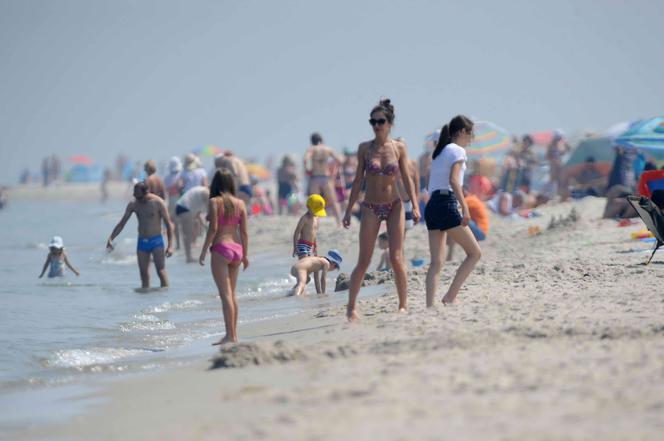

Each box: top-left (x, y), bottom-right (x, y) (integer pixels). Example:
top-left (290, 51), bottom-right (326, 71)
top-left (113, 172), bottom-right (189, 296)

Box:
top-left (212, 335), bottom-right (236, 346)
top-left (347, 308), bottom-right (360, 322)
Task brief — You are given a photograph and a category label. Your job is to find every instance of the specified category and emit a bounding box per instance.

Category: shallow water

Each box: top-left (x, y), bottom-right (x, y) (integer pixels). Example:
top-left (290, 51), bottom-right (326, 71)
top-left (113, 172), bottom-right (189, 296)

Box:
top-left (0, 200), bottom-right (360, 395)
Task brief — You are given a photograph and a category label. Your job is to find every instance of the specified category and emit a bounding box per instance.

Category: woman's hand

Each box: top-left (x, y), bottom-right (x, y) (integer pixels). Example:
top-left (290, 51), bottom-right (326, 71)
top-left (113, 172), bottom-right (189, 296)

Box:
top-left (461, 209), bottom-right (471, 226)
top-left (412, 206), bottom-right (421, 224)
top-left (242, 256), bottom-right (250, 270)
top-left (343, 212), bottom-right (351, 229)
top-left (198, 250), bottom-right (206, 266)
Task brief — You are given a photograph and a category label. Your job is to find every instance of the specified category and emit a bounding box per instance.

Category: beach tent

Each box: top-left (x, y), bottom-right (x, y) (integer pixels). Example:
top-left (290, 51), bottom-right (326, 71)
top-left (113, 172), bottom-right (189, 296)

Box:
top-left (564, 137), bottom-right (613, 178)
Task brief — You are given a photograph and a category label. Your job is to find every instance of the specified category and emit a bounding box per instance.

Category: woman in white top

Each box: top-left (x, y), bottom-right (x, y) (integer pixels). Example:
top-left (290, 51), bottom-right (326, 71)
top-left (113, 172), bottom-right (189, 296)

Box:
top-left (424, 115), bottom-right (482, 307)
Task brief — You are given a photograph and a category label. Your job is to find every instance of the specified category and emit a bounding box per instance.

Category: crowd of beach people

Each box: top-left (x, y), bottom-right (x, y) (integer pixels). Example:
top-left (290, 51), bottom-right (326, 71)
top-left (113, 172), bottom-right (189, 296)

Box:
top-left (33, 98), bottom-right (664, 346)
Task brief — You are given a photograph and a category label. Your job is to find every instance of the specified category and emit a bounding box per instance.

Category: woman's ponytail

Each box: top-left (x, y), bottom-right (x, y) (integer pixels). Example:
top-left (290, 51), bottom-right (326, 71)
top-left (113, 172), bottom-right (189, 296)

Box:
top-left (432, 115), bottom-right (474, 160)
top-left (432, 124), bottom-right (451, 159)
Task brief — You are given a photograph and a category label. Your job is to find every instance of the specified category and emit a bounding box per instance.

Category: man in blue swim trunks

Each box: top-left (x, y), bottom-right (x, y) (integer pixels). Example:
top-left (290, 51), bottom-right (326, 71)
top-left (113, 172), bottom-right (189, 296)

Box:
top-left (106, 182), bottom-right (174, 290)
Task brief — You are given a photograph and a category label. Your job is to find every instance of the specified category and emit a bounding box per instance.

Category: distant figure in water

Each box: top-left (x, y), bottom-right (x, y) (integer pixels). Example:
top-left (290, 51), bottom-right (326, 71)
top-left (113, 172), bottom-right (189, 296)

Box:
top-left (106, 182), bottom-right (174, 290)
top-left (289, 250), bottom-right (342, 296)
top-left (199, 169), bottom-right (249, 345)
top-left (144, 160), bottom-right (166, 200)
top-left (292, 194), bottom-right (327, 259)
top-left (39, 236), bottom-right (80, 278)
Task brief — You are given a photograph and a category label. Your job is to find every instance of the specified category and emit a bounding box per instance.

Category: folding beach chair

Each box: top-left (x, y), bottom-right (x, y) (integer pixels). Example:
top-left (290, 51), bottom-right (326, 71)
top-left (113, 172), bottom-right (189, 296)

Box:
top-left (627, 195), bottom-right (664, 265)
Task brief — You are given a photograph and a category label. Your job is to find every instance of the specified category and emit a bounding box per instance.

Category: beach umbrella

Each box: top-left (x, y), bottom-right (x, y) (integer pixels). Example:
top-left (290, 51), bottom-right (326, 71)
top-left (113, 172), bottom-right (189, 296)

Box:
top-left (466, 121), bottom-right (513, 159)
top-left (192, 145), bottom-right (224, 157)
top-left (604, 121), bottom-right (634, 139)
top-left (529, 131), bottom-right (556, 146)
top-left (615, 116), bottom-right (664, 152)
top-left (246, 163), bottom-right (271, 181)
top-left (68, 155), bottom-right (93, 166)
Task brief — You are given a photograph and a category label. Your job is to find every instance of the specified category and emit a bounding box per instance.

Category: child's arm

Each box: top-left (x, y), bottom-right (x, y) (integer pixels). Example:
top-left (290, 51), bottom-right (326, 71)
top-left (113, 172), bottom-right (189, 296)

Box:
top-left (292, 216), bottom-right (305, 256)
top-left (313, 270), bottom-right (321, 294)
top-left (376, 251), bottom-right (387, 271)
top-left (320, 266), bottom-right (327, 294)
top-left (63, 252), bottom-right (80, 276)
top-left (38, 255), bottom-right (51, 278)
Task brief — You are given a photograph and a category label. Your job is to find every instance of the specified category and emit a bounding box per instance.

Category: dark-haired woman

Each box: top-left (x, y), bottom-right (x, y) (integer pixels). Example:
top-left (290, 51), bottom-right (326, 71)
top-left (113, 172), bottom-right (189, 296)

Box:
top-left (425, 115), bottom-right (481, 307)
top-left (199, 169), bottom-right (249, 345)
top-left (343, 99), bottom-right (420, 321)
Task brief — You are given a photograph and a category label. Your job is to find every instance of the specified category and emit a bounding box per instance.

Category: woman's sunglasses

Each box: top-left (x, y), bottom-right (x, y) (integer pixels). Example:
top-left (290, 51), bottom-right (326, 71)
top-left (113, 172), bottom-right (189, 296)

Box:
top-left (369, 118), bottom-right (387, 127)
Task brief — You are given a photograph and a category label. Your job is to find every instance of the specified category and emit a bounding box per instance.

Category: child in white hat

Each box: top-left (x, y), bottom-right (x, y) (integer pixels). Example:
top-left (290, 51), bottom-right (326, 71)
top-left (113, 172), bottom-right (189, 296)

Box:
top-left (289, 249), bottom-right (342, 296)
top-left (39, 236), bottom-right (80, 278)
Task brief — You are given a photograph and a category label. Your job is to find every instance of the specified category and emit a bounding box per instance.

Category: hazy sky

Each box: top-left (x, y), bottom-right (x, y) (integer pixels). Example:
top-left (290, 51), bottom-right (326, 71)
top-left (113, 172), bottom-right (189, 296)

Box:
top-left (1, 0), bottom-right (662, 184)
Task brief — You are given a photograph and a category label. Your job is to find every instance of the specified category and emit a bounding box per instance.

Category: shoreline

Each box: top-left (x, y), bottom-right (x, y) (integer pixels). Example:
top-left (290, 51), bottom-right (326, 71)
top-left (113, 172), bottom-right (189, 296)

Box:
top-left (6, 182), bottom-right (131, 202)
top-left (9, 197), bottom-right (664, 440)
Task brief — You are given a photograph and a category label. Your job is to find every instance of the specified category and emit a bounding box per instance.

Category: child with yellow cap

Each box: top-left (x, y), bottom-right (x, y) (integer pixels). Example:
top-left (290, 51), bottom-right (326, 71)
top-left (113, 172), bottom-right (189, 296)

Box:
top-left (292, 194), bottom-right (327, 259)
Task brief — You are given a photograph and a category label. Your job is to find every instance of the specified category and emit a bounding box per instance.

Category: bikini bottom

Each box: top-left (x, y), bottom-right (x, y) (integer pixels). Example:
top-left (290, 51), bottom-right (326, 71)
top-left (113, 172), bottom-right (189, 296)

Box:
top-left (361, 199), bottom-right (401, 223)
top-left (210, 241), bottom-right (243, 263)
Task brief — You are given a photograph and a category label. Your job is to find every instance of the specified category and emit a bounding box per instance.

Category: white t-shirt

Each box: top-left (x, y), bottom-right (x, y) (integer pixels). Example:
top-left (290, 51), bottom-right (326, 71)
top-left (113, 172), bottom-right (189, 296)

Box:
top-left (181, 168), bottom-right (208, 193)
top-left (176, 186), bottom-right (209, 213)
top-left (427, 143), bottom-right (467, 192)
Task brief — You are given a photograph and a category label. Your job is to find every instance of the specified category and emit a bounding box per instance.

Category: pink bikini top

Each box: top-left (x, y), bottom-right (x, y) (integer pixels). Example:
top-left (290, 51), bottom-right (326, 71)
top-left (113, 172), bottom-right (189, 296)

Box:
top-left (364, 140), bottom-right (399, 176)
top-left (217, 200), bottom-right (241, 226)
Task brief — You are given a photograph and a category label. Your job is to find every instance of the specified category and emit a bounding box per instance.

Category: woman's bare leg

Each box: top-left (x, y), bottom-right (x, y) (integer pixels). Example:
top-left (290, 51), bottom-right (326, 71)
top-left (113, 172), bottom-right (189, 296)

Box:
top-left (210, 252), bottom-right (237, 344)
top-left (385, 201), bottom-right (407, 311)
top-left (347, 207), bottom-right (381, 321)
top-left (228, 262), bottom-right (241, 339)
top-left (425, 230), bottom-right (445, 307)
top-left (442, 226), bottom-right (481, 304)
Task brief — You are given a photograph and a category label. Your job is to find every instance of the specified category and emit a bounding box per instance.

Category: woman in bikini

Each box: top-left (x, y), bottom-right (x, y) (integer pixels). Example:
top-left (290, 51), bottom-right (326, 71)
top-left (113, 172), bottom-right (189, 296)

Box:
top-left (342, 99), bottom-right (420, 321)
top-left (199, 169), bottom-right (249, 345)
top-left (425, 115), bottom-right (482, 307)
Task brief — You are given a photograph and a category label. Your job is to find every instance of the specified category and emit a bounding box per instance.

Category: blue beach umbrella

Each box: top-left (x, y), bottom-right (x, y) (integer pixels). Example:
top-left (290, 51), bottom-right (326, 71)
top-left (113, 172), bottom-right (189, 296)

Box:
top-left (615, 116), bottom-right (664, 152)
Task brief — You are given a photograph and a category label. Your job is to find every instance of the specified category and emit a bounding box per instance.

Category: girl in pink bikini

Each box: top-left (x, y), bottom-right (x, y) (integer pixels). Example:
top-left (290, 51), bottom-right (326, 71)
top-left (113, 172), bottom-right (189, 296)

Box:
top-left (342, 99), bottom-right (420, 321)
top-left (199, 169), bottom-right (249, 345)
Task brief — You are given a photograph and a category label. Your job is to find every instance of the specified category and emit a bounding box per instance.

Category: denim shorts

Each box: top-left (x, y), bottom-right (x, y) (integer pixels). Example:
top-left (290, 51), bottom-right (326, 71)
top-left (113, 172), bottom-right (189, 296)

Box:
top-left (424, 191), bottom-right (462, 231)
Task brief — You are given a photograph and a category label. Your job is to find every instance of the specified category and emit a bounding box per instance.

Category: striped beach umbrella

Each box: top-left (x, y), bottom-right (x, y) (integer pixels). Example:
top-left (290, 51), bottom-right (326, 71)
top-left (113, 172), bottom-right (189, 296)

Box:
top-left (192, 144), bottom-right (224, 157)
top-left (615, 116), bottom-right (664, 152)
top-left (467, 121), bottom-right (513, 158)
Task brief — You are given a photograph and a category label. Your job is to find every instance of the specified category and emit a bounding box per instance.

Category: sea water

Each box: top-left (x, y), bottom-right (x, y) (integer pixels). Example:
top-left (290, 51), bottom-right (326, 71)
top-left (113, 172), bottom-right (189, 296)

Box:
top-left (0, 199), bottom-right (368, 399)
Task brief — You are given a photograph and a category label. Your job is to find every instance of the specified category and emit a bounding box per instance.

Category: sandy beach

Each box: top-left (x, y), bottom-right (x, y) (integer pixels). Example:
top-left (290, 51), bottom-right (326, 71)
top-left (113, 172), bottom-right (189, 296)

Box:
top-left (8, 196), bottom-right (663, 441)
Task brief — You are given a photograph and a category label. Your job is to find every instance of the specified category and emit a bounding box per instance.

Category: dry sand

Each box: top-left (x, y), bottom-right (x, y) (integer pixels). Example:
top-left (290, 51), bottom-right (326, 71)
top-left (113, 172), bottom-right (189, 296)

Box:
top-left (15, 197), bottom-right (664, 441)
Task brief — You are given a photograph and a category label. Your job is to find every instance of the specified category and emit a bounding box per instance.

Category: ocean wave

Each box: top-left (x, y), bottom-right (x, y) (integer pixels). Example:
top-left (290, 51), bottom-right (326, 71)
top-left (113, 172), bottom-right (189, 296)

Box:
top-left (240, 278), bottom-right (293, 299)
top-left (119, 320), bottom-right (176, 333)
top-left (100, 254), bottom-right (136, 265)
top-left (144, 299), bottom-right (203, 314)
top-left (45, 347), bottom-right (162, 368)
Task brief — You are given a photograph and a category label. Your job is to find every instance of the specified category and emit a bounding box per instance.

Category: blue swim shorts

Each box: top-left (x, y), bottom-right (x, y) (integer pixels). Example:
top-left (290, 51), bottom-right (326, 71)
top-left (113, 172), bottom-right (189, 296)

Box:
top-left (238, 184), bottom-right (253, 198)
top-left (137, 235), bottom-right (165, 253)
